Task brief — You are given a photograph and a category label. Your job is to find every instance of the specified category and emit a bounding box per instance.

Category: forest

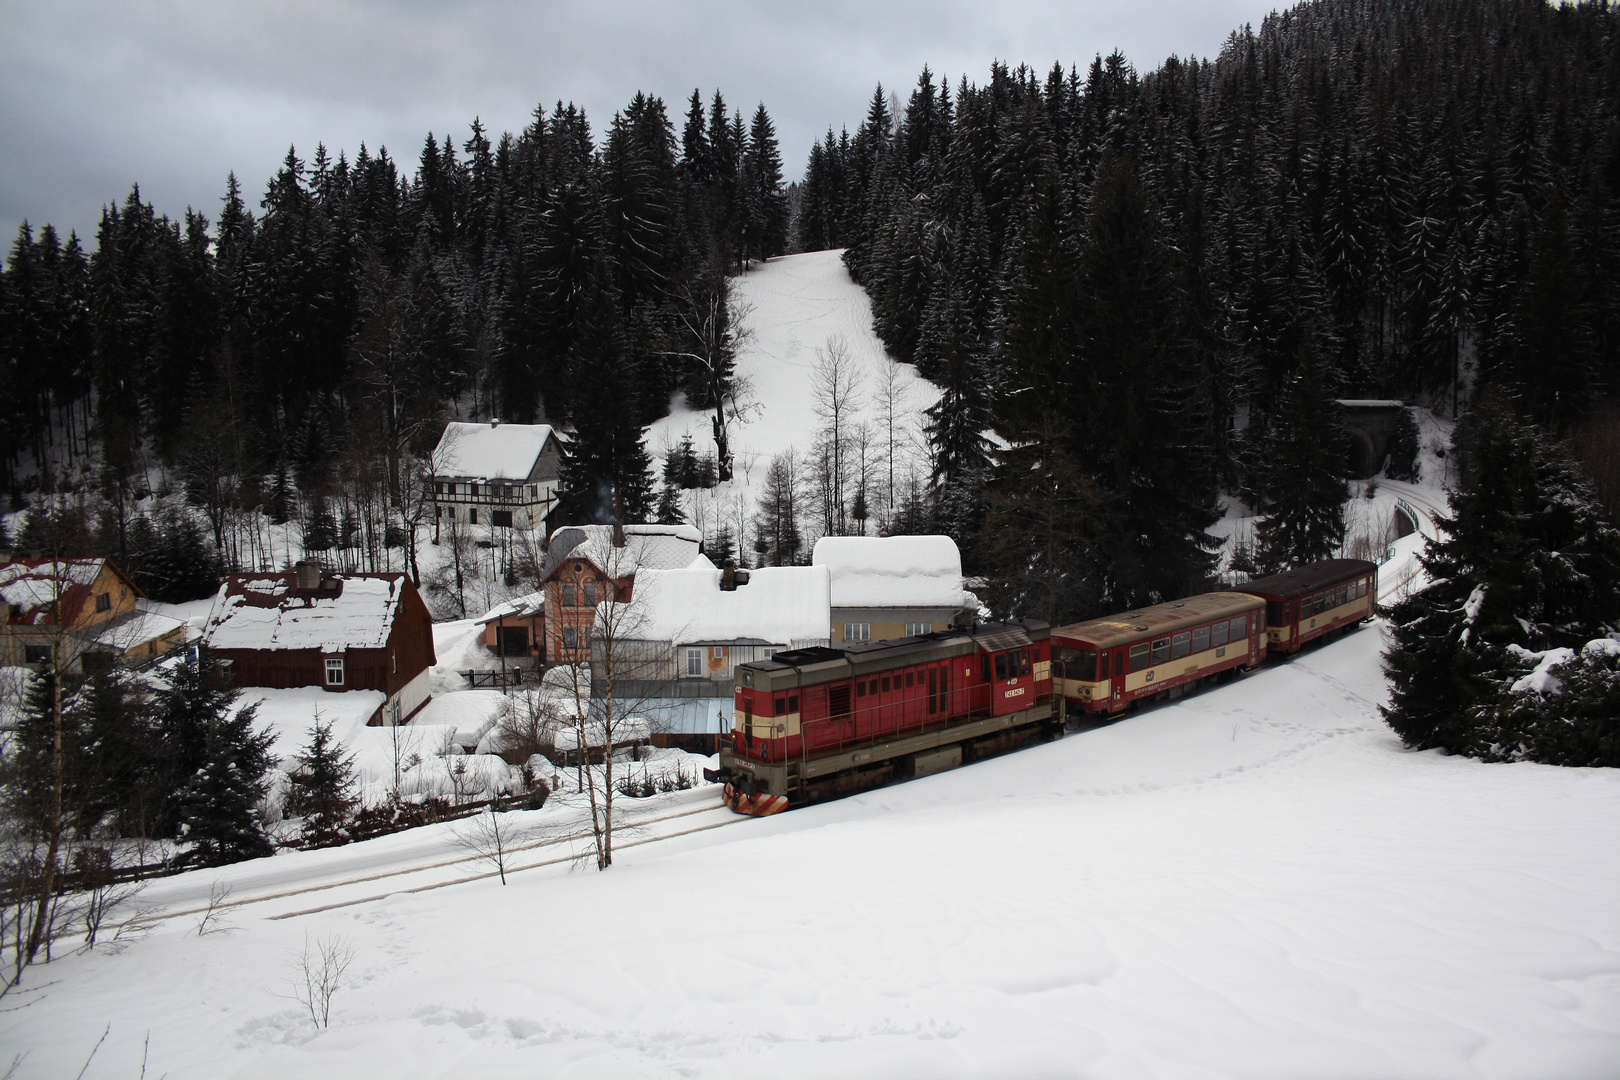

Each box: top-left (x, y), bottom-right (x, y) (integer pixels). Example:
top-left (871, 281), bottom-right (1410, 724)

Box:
top-left (0, 0), bottom-right (1616, 624)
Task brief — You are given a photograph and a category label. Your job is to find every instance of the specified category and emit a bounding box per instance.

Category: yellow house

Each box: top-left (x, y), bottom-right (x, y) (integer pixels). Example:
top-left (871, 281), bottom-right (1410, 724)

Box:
top-left (0, 557), bottom-right (186, 671)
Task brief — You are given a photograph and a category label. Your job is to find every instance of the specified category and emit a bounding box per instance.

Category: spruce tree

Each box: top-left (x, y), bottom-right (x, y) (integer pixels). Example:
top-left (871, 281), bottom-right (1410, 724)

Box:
top-left (1253, 347), bottom-right (1350, 571)
top-left (285, 716), bottom-right (359, 823)
top-left (1383, 396), bottom-right (1620, 755)
top-left (1385, 406), bottom-right (1421, 482)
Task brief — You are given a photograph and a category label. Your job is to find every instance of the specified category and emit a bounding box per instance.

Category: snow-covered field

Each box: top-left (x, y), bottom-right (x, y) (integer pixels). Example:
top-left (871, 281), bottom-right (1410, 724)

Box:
top-left (6, 623), bottom-right (1617, 1079)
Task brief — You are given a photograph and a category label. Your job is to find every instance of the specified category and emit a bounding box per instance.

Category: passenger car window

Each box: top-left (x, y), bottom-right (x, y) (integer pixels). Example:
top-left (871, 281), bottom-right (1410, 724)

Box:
top-left (1130, 642), bottom-right (1150, 671)
top-left (1151, 638), bottom-right (1170, 664)
top-left (1172, 632), bottom-right (1191, 659)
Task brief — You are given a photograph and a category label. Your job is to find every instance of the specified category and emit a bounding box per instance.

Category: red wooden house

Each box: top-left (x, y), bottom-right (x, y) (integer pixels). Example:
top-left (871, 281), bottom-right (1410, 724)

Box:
top-left (201, 562), bottom-right (436, 725)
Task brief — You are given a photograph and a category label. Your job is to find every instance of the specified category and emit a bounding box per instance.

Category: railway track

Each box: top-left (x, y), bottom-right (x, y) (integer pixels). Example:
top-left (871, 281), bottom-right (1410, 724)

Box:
top-left (1376, 480), bottom-right (1447, 602)
top-left (132, 793), bottom-right (741, 925)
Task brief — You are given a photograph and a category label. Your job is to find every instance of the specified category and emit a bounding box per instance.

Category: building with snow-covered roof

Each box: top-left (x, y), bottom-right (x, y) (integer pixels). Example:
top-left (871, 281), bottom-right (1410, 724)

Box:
top-left (475, 590), bottom-right (545, 663)
top-left (201, 561), bottom-right (436, 726)
top-left (589, 563), bottom-right (831, 751)
top-left (538, 523), bottom-right (710, 663)
top-left (812, 535), bottom-right (976, 644)
top-left (431, 420), bottom-right (561, 531)
top-left (1, 557), bottom-right (184, 671)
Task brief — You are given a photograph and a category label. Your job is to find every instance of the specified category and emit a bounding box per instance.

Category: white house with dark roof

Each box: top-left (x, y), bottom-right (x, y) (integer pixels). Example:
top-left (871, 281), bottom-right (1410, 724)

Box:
top-left (431, 420), bottom-right (561, 530)
top-left (812, 535), bottom-right (976, 644)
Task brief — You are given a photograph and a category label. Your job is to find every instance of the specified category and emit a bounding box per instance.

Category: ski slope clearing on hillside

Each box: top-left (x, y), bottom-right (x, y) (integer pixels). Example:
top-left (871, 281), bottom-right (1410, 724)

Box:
top-left (648, 251), bottom-right (941, 526)
top-left (6, 625), bottom-right (1617, 1079)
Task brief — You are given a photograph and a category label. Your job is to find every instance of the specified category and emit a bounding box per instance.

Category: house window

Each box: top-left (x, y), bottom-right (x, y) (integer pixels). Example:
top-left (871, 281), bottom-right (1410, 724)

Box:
top-left (562, 627), bottom-right (578, 651)
top-left (436, 483), bottom-right (444, 495)
top-left (325, 658), bottom-right (345, 686)
top-left (712, 646), bottom-right (724, 660)
top-left (686, 648), bottom-right (703, 676)
top-left (24, 644), bottom-right (51, 665)
top-left (905, 622), bottom-right (931, 637)
top-left (763, 648), bottom-right (777, 660)
top-left (492, 510), bottom-right (513, 528)
top-left (95, 592), bottom-right (112, 613)
top-left (583, 584), bottom-right (598, 606)
top-left (562, 585), bottom-right (577, 606)
top-left (844, 623), bottom-right (870, 642)
top-left (392, 649), bottom-right (398, 675)
top-left (468, 509), bottom-right (478, 525)
top-left (470, 483), bottom-right (480, 497)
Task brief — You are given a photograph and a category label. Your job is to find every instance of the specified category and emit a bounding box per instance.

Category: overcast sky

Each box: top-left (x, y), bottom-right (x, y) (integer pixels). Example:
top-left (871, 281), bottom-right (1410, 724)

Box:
top-left (1, 0), bottom-right (1282, 247)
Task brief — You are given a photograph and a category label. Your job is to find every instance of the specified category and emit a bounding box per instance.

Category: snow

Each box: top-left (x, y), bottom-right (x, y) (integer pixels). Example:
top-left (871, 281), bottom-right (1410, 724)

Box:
top-left (204, 575), bottom-right (404, 651)
top-left (432, 421), bottom-right (553, 481)
top-left (813, 534), bottom-right (971, 608)
top-left (624, 564), bottom-right (831, 644)
top-left (85, 607), bottom-right (184, 651)
top-left (545, 523), bottom-right (708, 577)
top-left (0, 558), bottom-right (103, 621)
top-left (646, 250), bottom-right (941, 535)
top-left (8, 624), bottom-right (1618, 1079)
top-left (240, 685), bottom-right (522, 808)
top-left (1508, 645), bottom-right (1577, 696)
top-left (410, 689), bottom-right (508, 750)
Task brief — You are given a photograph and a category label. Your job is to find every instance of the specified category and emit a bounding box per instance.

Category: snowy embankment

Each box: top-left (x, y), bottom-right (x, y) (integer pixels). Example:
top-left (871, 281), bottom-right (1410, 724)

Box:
top-left (6, 623), bottom-right (1618, 1079)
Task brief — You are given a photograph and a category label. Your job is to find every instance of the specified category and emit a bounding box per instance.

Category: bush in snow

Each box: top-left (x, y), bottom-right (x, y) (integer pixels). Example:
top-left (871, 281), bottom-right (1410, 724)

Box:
top-left (1467, 638), bottom-right (1620, 767)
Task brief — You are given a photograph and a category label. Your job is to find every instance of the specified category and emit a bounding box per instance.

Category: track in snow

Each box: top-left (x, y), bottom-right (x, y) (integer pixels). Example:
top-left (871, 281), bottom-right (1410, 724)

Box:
top-left (131, 794), bottom-right (742, 924)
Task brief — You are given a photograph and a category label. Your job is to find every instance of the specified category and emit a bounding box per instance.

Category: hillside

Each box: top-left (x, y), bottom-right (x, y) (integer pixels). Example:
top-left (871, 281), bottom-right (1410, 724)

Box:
top-left (3, 622), bottom-right (1617, 1078)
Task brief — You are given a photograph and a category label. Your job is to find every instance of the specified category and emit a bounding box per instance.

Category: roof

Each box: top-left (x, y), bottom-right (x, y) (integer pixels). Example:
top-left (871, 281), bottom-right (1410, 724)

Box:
top-left (1053, 593), bottom-right (1264, 650)
top-left (78, 608), bottom-right (185, 652)
top-left (811, 535), bottom-right (971, 609)
top-left (476, 590), bottom-right (545, 625)
top-left (542, 524), bottom-right (707, 581)
top-left (614, 565), bottom-right (831, 644)
top-left (432, 421), bottom-right (554, 481)
top-left (0, 558), bottom-right (140, 627)
top-left (203, 571), bottom-right (412, 652)
top-left (744, 619), bottom-right (1050, 691)
top-left (1235, 559), bottom-right (1378, 602)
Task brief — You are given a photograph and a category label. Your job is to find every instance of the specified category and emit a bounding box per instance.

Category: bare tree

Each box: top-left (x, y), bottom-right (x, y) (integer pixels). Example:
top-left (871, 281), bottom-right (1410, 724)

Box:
top-left (874, 357), bottom-right (912, 526)
top-left (289, 932), bottom-right (357, 1029)
top-left (195, 880), bottom-right (236, 936)
top-left (664, 279), bottom-right (755, 482)
top-left (811, 337), bottom-right (865, 535)
top-left (449, 804), bottom-right (537, 885)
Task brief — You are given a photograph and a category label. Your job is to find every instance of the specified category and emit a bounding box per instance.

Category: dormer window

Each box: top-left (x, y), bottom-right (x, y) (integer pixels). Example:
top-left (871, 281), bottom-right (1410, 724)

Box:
top-left (95, 592), bottom-right (112, 613)
top-left (325, 658), bottom-right (345, 686)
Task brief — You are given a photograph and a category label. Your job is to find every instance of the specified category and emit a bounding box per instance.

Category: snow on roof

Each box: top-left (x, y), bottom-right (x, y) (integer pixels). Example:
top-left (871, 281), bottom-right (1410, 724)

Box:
top-left (543, 524), bottom-right (707, 580)
top-left (433, 421), bottom-right (553, 481)
top-left (476, 591), bottom-right (545, 624)
top-left (614, 565), bottom-right (831, 644)
top-left (812, 535), bottom-right (971, 609)
top-left (82, 609), bottom-right (185, 652)
top-left (0, 559), bottom-right (108, 623)
top-left (204, 574), bottom-right (406, 651)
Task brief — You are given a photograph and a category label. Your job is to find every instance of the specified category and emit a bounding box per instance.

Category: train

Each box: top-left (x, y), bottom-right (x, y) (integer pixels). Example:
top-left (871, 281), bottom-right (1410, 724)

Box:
top-left (708, 558), bottom-right (1378, 816)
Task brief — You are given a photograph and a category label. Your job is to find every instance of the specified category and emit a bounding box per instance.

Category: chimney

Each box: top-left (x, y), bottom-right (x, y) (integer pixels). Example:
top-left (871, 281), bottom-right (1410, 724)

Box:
top-left (490, 417), bottom-right (501, 428)
top-left (721, 563), bottom-right (736, 591)
top-left (294, 560), bottom-right (321, 591)
top-left (611, 493), bottom-right (626, 548)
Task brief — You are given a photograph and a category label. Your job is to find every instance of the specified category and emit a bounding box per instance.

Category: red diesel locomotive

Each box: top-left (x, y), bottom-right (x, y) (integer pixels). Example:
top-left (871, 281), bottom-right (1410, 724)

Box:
top-left (712, 620), bottom-right (1059, 815)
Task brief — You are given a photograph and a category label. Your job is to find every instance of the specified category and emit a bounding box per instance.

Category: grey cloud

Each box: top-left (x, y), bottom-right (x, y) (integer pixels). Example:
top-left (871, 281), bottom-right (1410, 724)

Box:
top-left (1, 0), bottom-right (1276, 244)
